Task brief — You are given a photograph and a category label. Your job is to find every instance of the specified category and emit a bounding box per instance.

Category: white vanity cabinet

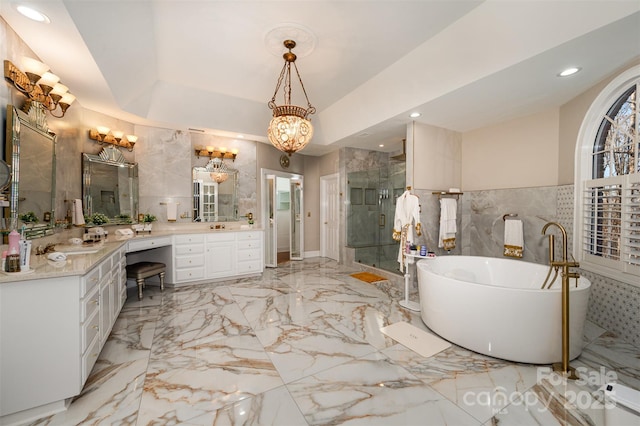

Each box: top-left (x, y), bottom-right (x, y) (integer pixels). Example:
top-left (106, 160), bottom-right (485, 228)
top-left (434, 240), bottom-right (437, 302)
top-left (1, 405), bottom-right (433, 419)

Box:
top-left (0, 248), bottom-right (126, 421)
top-left (173, 234), bottom-right (206, 282)
top-left (206, 232), bottom-right (236, 278)
top-left (171, 230), bottom-right (264, 284)
top-left (237, 231), bottom-right (264, 274)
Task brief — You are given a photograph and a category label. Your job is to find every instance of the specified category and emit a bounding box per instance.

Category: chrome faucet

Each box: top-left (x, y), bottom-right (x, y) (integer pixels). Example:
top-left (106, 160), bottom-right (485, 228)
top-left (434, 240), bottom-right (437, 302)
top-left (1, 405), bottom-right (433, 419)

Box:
top-left (542, 221), bottom-right (580, 379)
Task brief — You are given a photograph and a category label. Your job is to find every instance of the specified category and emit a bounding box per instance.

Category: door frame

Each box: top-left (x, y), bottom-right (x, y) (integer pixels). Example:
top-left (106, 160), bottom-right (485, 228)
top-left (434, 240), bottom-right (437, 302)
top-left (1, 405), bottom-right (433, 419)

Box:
top-left (261, 168), bottom-right (304, 267)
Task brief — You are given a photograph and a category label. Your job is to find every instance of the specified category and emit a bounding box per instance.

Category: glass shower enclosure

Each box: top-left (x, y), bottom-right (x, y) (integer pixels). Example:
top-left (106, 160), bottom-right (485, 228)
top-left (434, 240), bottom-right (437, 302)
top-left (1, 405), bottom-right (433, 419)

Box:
top-left (346, 162), bottom-right (405, 273)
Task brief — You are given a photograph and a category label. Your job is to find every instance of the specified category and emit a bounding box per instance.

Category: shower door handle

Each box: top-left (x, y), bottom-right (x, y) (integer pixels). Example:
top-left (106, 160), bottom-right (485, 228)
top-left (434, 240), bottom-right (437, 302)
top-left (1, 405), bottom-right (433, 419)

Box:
top-left (379, 214), bottom-right (385, 227)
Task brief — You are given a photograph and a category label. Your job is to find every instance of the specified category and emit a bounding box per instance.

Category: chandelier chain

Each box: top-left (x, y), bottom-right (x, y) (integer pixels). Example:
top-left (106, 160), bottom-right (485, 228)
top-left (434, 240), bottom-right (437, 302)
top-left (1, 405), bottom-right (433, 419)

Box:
top-left (292, 62), bottom-right (315, 112)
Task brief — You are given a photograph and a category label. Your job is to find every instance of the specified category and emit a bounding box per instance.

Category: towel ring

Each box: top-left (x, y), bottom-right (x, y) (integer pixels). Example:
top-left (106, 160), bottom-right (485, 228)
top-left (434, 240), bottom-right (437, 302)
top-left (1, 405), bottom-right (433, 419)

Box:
top-left (502, 213), bottom-right (518, 221)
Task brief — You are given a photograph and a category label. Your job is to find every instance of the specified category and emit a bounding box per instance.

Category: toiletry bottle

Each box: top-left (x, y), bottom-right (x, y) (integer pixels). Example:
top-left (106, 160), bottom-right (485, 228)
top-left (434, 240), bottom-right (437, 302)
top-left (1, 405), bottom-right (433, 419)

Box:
top-left (2, 250), bottom-right (7, 272)
top-left (20, 239), bottom-right (32, 270)
top-left (7, 229), bottom-right (21, 272)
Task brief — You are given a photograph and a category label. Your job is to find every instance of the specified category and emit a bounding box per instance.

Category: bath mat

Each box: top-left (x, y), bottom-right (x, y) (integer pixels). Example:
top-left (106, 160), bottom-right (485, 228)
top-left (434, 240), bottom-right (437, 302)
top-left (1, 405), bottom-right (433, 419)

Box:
top-left (380, 321), bottom-right (451, 358)
top-left (350, 272), bottom-right (387, 283)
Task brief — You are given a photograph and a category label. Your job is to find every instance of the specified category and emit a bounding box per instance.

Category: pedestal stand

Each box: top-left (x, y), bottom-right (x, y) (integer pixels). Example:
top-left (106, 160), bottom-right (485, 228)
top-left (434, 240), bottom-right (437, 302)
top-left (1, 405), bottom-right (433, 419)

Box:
top-left (399, 256), bottom-right (420, 312)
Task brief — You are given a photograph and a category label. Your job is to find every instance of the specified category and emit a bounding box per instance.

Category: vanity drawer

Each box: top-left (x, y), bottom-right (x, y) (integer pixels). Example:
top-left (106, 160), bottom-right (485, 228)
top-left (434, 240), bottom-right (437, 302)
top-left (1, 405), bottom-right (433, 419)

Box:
top-left (206, 233), bottom-right (235, 243)
top-left (174, 234), bottom-right (205, 245)
top-left (82, 333), bottom-right (101, 383)
top-left (174, 244), bottom-right (204, 256)
top-left (81, 267), bottom-right (101, 296)
top-left (81, 286), bottom-right (100, 322)
top-left (175, 254), bottom-right (204, 269)
top-left (237, 260), bottom-right (262, 274)
top-left (100, 257), bottom-right (113, 276)
top-left (127, 236), bottom-right (172, 252)
top-left (81, 309), bottom-right (100, 353)
top-left (175, 267), bottom-right (205, 282)
top-left (237, 248), bottom-right (261, 262)
top-left (237, 232), bottom-right (262, 242)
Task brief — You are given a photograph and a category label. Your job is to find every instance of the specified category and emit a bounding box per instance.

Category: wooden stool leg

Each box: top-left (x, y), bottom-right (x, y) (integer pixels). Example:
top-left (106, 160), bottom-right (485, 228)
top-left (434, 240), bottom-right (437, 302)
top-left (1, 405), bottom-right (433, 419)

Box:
top-left (136, 278), bottom-right (144, 300)
top-left (159, 272), bottom-right (165, 292)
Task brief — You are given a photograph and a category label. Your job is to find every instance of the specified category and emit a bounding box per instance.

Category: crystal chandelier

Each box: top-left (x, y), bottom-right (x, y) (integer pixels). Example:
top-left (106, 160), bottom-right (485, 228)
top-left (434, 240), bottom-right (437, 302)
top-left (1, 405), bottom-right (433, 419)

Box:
top-left (267, 40), bottom-right (316, 156)
top-left (206, 157), bottom-right (229, 183)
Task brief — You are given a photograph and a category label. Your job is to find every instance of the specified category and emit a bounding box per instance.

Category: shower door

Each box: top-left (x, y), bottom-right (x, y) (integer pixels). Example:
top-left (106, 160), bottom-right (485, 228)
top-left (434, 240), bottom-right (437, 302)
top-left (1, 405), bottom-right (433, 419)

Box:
top-left (347, 162), bottom-right (405, 273)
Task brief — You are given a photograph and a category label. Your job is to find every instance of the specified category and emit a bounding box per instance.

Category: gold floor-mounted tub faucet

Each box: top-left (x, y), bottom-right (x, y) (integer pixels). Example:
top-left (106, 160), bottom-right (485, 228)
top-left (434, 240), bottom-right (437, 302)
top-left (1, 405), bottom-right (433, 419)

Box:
top-left (542, 221), bottom-right (580, 380)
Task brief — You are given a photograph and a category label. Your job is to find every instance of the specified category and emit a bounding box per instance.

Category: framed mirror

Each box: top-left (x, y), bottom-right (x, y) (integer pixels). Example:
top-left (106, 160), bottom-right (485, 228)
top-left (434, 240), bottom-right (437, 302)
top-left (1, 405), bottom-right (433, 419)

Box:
top-left (5, 105), bottom-right (56, 239)
top-left (192, 166), bottom-right (238, 222)
top-left (82, 146), bottom-right (138, 225)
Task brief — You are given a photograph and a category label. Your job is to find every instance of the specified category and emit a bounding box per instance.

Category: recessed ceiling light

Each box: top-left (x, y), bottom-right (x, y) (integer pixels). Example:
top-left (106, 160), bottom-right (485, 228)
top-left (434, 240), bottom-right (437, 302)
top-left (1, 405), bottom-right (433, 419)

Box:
top-left (16, 5), bottom-right (50, 23)
top-left (558, 67), bottom-right (581, 77)
top-left (409, 112), bottom-right (421, 118)
top-left (379, 144), bottom-right (384, 148)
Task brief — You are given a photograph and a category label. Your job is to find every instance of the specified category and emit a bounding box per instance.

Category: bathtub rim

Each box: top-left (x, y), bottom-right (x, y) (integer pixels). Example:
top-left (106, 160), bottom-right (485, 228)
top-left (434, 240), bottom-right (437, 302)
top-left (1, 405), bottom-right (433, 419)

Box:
top-left (416, 256), bottom-right (591, 293)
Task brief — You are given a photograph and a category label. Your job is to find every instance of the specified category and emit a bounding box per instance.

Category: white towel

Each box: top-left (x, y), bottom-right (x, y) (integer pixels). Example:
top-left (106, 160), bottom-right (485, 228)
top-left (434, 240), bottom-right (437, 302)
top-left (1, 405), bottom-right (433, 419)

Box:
top-left (167, 202), bottom-right (178, 222)
top-left (504, 219), bottom-right (524, 258)
top-left (438, 198), bottom-right (457, 250)
top-left (72, 199), bottom-right (85, 226)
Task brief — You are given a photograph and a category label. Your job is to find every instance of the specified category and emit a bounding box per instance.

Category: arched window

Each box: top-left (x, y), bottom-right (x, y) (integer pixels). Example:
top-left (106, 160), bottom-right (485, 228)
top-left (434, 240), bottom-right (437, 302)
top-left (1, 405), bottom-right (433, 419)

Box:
top-left (575, 65), bottom-right (639, 286)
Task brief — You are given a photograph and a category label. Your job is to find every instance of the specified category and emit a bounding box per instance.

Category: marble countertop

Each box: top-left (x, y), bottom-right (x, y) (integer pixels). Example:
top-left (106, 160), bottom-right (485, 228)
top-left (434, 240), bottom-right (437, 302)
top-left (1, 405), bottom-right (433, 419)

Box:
top-left (0, 226), bottom-right (263, 284)
top-left (0, 240), bottom-right (125, 284)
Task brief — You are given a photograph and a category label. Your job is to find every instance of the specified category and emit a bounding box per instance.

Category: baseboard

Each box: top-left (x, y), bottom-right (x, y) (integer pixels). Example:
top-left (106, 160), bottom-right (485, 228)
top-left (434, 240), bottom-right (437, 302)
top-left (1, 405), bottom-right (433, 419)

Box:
top-left (304, 250), bottom-right (320, 258)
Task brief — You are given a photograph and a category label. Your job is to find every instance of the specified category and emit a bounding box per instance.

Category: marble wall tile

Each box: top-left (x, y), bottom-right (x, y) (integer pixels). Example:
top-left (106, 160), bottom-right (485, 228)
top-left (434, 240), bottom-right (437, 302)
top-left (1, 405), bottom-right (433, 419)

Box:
top-left (135, 126), bottom-right (258, 222)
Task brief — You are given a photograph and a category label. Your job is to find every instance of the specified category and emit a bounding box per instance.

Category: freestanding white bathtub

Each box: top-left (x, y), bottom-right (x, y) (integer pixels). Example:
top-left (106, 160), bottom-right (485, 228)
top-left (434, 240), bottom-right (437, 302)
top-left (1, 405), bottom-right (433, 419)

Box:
top-left (416, 256), bottom-right (591, 364)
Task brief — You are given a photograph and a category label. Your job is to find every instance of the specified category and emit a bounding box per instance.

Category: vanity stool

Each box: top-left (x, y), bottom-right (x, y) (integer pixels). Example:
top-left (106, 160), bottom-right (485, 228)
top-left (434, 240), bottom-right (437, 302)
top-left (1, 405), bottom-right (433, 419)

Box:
top-left (126, 261), bottom-right (166, 300)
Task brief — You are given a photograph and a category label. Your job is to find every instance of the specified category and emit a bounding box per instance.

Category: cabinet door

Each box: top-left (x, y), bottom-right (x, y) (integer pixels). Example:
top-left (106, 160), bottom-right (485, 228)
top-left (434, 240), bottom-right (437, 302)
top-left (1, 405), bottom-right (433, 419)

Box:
top-left (206, 242), bottom-right (235, 278)
top-left (99, 274), bottom-right (112, 345)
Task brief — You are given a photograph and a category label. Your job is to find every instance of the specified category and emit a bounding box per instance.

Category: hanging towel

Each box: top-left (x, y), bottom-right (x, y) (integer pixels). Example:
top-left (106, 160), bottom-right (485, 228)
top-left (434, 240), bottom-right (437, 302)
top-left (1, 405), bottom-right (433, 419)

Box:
top-left (72, 199), bottom-right (85, 226)
top-left (438, 198), bottom-right (457, 250)
top-left (166, 202), bottom-right (178, 222)
top-left (504, 219), bottom-right (524, 258)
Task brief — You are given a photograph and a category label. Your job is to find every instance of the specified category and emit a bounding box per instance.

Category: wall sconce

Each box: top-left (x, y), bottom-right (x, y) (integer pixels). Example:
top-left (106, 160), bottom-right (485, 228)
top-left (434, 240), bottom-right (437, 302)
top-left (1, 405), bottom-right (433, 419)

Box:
top-left (194, 146), bottom-right (238, 161)
top-left (3, 58), bottom-right (76, 119)
top-left (89, 127), bottom-right (138, 151)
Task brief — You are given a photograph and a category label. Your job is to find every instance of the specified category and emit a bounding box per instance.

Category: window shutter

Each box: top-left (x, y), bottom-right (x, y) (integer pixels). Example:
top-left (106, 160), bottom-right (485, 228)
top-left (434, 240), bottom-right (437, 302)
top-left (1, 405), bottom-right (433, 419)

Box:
top-left (623, 174), bottom-right (640, 275)
top-left (582, 177), bottom-right (623, 269)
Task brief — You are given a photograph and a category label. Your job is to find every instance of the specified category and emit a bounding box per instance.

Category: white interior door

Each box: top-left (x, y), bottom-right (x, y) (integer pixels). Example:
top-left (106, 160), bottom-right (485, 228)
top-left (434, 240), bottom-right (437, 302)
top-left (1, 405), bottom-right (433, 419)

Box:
top-left (262, 169), bottom-right (304, 267)
top-left (264, 174), bottom-right (277, 267)
top-left (321, 173), bottom-right (340, 261)
top-left (290, 177), bottom-right (303, 260)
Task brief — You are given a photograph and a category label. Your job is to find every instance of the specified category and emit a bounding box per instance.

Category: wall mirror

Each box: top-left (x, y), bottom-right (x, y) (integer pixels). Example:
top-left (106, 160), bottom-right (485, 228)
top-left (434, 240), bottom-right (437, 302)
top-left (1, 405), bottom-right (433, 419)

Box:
top-left (5, 105), bottom-right (56, 239)
top-left (192, 166), bottom-right (238, 222)
top-left (82, 146), bottom-right (138, 224)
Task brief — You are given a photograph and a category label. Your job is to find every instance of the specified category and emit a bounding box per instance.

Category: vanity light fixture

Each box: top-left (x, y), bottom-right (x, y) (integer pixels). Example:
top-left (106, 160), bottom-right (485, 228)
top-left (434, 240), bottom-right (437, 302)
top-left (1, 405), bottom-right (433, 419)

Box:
top-left (267, 39), bottom-right (316, 156)
top-left (194, 146), bottom-right (238, 161)
top-left (4, 58), bottom-right (76, 119)
top-left (89, 127), bottom-right (138, 151)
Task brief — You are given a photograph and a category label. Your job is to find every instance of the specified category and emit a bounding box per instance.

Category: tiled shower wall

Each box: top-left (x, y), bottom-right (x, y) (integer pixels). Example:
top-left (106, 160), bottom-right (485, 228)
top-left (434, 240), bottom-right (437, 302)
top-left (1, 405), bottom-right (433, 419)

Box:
top-left (461, 185), bottom-right (639, 347)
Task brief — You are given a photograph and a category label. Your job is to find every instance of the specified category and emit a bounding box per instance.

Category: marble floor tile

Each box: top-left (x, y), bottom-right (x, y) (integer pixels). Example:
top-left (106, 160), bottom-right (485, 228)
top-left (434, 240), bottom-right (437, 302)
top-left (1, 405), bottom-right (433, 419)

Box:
top-left (255, 321), bottom-right (378, 384)
top-left (429, 363), bottom-right (540, 423)
top-left (286, 352), bottom-right (480, 425)
top-left (137, 333), bottom-right (284, 424)
top-left (230, 286), bottom-right (324, 331)
top-left (32, 259), bottom-right (639, 426)
top-left (180, 386), bottom-right (307, 425)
